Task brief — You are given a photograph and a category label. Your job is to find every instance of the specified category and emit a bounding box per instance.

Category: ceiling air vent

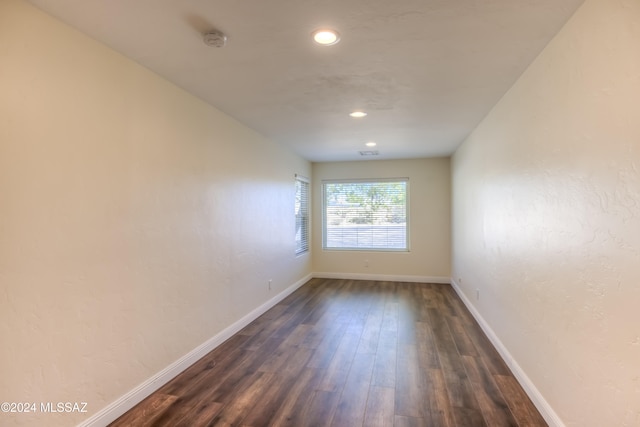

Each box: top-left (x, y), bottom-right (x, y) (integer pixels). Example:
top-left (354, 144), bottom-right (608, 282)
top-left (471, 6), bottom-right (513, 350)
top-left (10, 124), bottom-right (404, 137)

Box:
top-left (359, 150), bottom-right (379, 156)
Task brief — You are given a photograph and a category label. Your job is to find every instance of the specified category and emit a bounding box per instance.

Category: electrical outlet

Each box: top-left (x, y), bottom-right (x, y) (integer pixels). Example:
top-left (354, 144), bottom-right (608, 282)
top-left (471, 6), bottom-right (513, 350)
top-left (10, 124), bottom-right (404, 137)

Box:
top-left (476, 289), bottom-right (480, 300)
top-left (364, 259), bottom-right (369, 268)
top-left (268, 279), bottom-right (272, 291)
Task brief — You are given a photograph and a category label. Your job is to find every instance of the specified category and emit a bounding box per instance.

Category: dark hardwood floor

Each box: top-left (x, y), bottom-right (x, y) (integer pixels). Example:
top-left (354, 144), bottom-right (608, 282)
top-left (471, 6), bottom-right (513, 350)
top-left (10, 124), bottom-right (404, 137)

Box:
top-left (109, 279), bottom-right (547, 427)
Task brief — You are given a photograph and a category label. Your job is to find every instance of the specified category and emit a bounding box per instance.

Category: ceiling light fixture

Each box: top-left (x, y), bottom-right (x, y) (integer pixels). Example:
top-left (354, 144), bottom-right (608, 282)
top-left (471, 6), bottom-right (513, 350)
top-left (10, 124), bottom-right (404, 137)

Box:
top-left (366, 141), bottom-right (377, 147)
top-left (312, 29), bottom-right (340, 46)
top-left (349, 111), bottom-right (367, 118)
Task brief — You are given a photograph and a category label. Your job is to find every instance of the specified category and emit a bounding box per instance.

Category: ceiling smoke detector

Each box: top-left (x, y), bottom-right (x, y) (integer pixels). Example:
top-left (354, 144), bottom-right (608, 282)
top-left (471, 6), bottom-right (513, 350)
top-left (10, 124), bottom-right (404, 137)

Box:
top-left (203, 30), bottom-right (227, 48)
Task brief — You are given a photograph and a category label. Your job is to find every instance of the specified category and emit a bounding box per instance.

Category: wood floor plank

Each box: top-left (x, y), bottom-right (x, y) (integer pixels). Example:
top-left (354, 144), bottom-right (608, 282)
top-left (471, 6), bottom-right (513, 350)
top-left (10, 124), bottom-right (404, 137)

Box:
top-left (108, 393), bottom-right (178, 427)
top-left (447, 314), bottom-right (479, 357)
top-left (380, 299), bottom-right (399, 332)
top-left (231, 371), bottom-right (295, 426)
top-left (462, 355), bottom-right (519, 427)
top-left (171, 400), bottom-right (224, 427)
top-left (395, 344), bottom-right (429, 419)
top-left (305, 320), bottom-right (347, 370)
top-left (188, 338), bottom-right (283, 406)
top-left (331, 352), bottom-right (375, 426)
top-left (396, 306), bottom-right (417, 346)
top-left (494, 375), bottom-right (548, 427)
top-left (206, 371), bottom-right (275, 426)
top-left (355, 305), bottom-right (384, 355)
top-left (317, 322), bottom-right (363, 392)
top-left (159, 336), bottom-right (250, 397)
top-left (265, 368), bottom-right (324, 427)
top-left (455, 310), bottom-right (511, 376)
top-left (300, 308), bottom-right (349, 350)
top-left (238, 305), bottom-right (287, 336)
top-left (435, 286), bottom-right (458, 317)
top-left (437, 349), bottom-right (481, 411)
top-left (371, 328), bottom-right (397, 388)
top-left (416, 321), bottom-right (440, 369)
top-left (427, 307), bottom-right (460, 356)
top-left (453, 407), bottom-right (489, 427)
top-left (110, 279), bottom-right (547, 427)
top-left (298, 282), bottom-right (340, 326)
top-left (363, 386), bottom-right (395, 427)
top-left (394, 415), bottom-right (430, 427)
top-left (281, 323), bottom-right (314, 347)
top-left (428, 368), bottom-right (456, 427)
top-left (159, 347), bottom-right (254, 402)
top-left (302, 390), bottom-right (340, 427)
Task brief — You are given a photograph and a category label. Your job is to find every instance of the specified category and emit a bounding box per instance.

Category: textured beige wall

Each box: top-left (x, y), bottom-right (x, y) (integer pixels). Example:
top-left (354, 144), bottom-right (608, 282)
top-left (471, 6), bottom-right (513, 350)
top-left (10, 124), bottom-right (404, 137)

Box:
top-left (312, 159), bottom-right (451, 280)
top-left (452, 0), bottom-right (640, 425)
top-left (0, 1), bottom-right (311, 425)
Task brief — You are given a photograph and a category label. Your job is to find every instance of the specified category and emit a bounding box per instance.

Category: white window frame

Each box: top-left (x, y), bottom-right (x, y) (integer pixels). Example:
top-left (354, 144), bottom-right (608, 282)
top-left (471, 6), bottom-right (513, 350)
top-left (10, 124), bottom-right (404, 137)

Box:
top-left (322, 178), bottom-right (409, 252)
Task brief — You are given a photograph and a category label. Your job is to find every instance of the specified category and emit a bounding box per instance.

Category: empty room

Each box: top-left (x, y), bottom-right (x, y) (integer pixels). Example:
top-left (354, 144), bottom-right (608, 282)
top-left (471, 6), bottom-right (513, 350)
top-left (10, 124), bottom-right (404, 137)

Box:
top-left (1, 0), bottom-right (638, 426)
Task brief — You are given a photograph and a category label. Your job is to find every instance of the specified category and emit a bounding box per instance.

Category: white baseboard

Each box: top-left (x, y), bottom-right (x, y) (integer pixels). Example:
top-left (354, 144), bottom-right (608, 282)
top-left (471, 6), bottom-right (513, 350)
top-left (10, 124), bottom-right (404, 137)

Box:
top-left (78, 273), bottom-right (313, 427)
top-left (313, 272), bottom-right (451, 284)
top-left (449, 278), bottom-right (565, 427)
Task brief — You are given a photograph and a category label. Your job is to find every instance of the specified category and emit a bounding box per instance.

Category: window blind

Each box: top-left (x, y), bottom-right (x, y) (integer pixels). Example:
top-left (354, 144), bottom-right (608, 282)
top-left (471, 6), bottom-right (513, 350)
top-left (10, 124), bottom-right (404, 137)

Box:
top-left (295, 175), bottom-right (310, 255)
top-left (323, 178), bottom-right (408, 251)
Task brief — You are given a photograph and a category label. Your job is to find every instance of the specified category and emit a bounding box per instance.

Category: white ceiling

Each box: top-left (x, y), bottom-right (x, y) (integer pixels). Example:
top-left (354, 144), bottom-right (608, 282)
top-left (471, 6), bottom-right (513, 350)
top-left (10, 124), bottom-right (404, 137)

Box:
top-left (27, 0), bottom-right (584, 162)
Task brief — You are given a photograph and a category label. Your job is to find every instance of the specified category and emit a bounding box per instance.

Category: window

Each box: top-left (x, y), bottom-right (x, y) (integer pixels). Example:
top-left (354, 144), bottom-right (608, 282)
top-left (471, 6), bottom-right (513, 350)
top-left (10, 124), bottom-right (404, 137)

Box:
top-left (323, 178), bottom-right (408, 251)
top-left (295, 175), bottom-right (310, 255)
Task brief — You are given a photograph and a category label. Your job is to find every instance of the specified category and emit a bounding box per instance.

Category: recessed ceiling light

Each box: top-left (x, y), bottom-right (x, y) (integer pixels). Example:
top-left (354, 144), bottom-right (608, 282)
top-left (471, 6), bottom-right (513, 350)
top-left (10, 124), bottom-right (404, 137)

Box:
top-left (312, 29), bottom-right (340, 46)
top-left (349, 111), bottom-right (367, 118)
top-left (366, 141), bottom-right (377, 147)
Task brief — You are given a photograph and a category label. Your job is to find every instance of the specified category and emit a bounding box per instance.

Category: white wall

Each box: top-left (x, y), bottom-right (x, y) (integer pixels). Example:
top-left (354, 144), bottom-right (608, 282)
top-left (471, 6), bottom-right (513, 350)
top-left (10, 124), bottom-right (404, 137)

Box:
top-left (313, 159), bottom-right (451, 282)
top-left (451, 0), bottom-right (640, 426)
top-left (0, 1), bottom-right (311, 426)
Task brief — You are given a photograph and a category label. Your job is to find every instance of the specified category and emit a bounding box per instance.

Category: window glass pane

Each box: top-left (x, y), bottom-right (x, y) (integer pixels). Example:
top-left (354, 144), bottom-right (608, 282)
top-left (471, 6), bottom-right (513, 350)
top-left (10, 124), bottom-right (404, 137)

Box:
top-left (323, 179), bottom-right (408, 251)
top-left (295, 177), bottom-right (309, 254)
